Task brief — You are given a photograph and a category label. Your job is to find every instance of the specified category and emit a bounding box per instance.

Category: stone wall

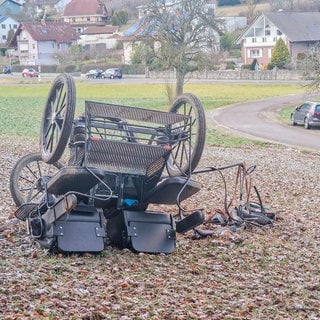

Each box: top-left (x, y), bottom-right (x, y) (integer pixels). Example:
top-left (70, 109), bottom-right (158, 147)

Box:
top-left (148, 69), bottom-right (304, 81)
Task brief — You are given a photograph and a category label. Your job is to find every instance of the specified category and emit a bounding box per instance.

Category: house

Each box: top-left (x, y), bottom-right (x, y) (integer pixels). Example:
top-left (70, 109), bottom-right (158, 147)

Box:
top-left (78, 25), bottom-right (118, 50)
top-left (8, 21), bottom-right (79, 65)
top-left (0, 0), bottom-right (22, 16)
top-left (122, 1), bottom-right (219, 65)
top-left (236, 12), bottom-right (320, 66)
top-left (61, 0), bottom-right (112, 34)
top-left (0, 15), bottom-right (18, 44)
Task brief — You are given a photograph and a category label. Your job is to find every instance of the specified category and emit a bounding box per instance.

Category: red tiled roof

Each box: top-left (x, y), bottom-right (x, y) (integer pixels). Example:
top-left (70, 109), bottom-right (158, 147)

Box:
top-left (21, 21), bottom-right (79, 43)
top-left (81, 26), bottom-right (117, 35)
top-left (63, 0), bottom-right (110, 16)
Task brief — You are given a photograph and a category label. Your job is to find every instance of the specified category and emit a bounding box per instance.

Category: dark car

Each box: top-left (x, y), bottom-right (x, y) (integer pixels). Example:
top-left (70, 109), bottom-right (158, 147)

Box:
top-left (3, 65), bottom-right (11, 74)
top-left (22, 68), bottom-right (39, 78)
top-left (102, 68), bottom-right (122, 79)
top-left (85, 69), bottom-right (103, 79)
top-left (291, 101), bottom-right (320, 129)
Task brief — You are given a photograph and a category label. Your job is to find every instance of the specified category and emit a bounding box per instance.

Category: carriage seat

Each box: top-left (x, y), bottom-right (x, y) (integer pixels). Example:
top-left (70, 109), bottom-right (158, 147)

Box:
top-left (46, 166), bottom-right (105, 195)
top-left (142, 176), bottom-right (201, 205)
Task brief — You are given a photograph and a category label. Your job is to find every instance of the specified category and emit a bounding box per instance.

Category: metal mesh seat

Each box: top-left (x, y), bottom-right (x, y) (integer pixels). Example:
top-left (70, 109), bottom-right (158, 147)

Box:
top-left (84, 101), bottom-right (191, 178)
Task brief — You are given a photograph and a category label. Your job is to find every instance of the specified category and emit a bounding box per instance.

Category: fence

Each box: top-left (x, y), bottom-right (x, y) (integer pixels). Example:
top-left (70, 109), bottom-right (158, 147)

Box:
top-left (147, 69), bottom-right (305, 81)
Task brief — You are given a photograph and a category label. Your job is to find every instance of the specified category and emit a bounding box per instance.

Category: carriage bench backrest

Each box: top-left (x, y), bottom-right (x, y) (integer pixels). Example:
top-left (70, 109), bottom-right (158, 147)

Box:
top-left (84, 101), bottom-right (192, 178)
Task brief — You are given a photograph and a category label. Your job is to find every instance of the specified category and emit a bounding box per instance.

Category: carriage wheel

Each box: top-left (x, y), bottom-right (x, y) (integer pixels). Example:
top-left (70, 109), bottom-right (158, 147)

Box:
top-left (167, 93), bottom-right (206, 176)
top-left (10, 152), bottom-right (63, 207)
top-left (40, 73), bottom-right (76, 164)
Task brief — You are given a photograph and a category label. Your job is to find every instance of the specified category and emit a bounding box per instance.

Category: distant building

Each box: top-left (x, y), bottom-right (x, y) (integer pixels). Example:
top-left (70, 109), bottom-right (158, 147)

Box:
top-left (0, 15), bottom-right (18, 44)
top-left (78, 25), bottom-right (118, 50)
top-left (123, 1), bottom-right (219, 65)
top-left (61, 0), bottom-right (112, 34)
top-left (8, 21), bottom-right (79, 65)
top-left (237, 12), bottom-right (320, 66)
top-left (0, 0), bottom-right (22, 16)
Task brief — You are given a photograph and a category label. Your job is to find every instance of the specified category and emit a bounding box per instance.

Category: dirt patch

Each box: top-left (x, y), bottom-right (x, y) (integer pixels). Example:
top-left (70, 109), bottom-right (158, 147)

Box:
top-left (1, 136), bottom-right (320, 319)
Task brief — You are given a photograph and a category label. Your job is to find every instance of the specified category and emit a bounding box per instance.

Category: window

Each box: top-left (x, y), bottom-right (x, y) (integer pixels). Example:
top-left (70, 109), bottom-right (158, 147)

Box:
top-left (277, 30), bottom-right (282, 35)
top-left (250, 49), bottom-right (262, 58)
top-left (252, 38), bottom-right (256, 43)
top-left (301, 104), bottom-right (311, 112)
top-left (265, 24), bottom-right (270, 36)
top-left (20, 43), bottom-right (29, 52)
top-left (2, 35), bottom-right (6, 40)
top-left (87, 17), bottom-right (91, 21)
top-left (1, 24), bottom-right (5, 29)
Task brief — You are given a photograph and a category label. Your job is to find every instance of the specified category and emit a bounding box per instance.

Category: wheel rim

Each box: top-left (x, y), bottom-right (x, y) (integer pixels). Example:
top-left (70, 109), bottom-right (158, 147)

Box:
top-left (167, 93), bottom-right (206, 176)
top-left (40, 74), bottom-right (76, 164)
top-left (10, 153), bottom-right (63, 206)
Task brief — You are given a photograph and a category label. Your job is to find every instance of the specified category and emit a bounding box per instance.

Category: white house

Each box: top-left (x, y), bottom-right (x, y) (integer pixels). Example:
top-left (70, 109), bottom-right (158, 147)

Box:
top-left (8, 21), bottom-right (79, 65)
top-left (0, 15), bottom-right (18, 45)
top-left (236, 12), bottom-right (320, 66)
top-left (78, 25), bottom-right (118, 50)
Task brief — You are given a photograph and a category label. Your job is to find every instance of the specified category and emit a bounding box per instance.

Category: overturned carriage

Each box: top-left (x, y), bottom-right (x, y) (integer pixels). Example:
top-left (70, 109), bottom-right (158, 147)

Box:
top-left (11, 74), bottom-right (206, 254)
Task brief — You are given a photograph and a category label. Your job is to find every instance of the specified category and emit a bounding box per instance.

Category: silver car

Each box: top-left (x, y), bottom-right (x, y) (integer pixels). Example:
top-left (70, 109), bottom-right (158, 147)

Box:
top-left (291, 101), bottom-right (320, 129)
top-left (102, 68), bottom-right (122, 79)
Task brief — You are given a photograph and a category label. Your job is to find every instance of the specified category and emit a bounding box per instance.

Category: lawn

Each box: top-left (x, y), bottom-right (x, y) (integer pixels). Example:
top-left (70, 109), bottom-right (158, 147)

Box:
top-left (0, 80), bottom-right (305, 143)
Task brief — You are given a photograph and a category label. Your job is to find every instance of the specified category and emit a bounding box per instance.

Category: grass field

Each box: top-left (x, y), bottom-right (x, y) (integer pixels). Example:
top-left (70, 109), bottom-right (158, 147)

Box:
top-left (0, 80), bottom-right (305, 146)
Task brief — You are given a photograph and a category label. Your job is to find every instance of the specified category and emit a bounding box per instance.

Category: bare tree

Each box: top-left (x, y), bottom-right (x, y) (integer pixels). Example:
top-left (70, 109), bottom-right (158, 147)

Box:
top-left (246, 0), bottom-right (257, 23)
top-left (301, 45), bottom-right (320, 93)
top-left (139, 0), bottom-right (223, 96)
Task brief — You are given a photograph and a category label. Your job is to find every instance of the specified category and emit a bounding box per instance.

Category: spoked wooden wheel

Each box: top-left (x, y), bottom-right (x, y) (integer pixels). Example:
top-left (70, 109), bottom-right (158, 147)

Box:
top-left (10, 152), bottom-right (63, 207)
top-left (167, 93), bottom-right (206, 176)
top-left (40, 73), bottom-right (76, 164)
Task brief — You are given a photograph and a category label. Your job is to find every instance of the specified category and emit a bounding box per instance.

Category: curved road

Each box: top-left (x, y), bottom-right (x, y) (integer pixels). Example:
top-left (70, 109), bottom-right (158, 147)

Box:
top-left (211, 93), bottom-right (320, 151)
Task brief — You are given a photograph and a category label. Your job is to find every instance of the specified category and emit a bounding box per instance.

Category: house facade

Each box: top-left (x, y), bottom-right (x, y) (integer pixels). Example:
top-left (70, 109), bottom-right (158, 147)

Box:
top-left (78, 25), bottom-right (118, 50)
top-left (61, 0), bottom-right (112, 34)
top-left (8, 21), bottom-right (79, 65)
top-left (237, 12), bottom-right (320, 67)
top-left (0, 15), bottom-right (18, 44)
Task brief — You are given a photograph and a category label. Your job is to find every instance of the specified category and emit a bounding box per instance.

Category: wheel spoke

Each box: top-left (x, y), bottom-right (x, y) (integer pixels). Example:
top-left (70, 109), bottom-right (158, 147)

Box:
top-left (168, 93), bottom-right (206, 176)
top-left (40, 74), bottom-right (75, 163)
top-left (10, 153), bottom-right (63, 206)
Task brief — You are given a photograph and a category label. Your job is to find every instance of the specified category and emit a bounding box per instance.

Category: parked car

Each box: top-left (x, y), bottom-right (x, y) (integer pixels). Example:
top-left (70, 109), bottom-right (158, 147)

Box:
top-left (102, 68), bottom-right (122, 79)
top-left (2, 65), bottom-right (11, 74)
top-left (86, 69), bottom-right (103, 79)
top-left (291, 101), bottom-right (320, 129)
top-left (22, 68), bottom-right (39, 78)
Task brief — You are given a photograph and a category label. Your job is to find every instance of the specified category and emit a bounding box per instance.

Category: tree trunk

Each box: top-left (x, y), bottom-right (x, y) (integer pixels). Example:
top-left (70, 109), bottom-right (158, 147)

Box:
top-left (175, 70), bottom-right (185, 97)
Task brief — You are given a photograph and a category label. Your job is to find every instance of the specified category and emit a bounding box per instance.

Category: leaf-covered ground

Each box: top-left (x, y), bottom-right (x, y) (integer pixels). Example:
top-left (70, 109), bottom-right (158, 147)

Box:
top-left (1, 136), bottom-right (319, 319)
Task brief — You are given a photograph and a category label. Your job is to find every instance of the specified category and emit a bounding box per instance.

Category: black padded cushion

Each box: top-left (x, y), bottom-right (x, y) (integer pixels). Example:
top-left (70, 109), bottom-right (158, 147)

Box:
top-left (46, 166), bottom-right (105, 195)
top-left (142, 177), bottom-right (201, 205)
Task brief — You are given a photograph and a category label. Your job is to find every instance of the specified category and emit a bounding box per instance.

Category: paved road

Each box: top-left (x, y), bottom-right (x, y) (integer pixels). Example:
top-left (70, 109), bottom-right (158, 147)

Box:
top-left (210, 94), bottom-right (320, 151)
